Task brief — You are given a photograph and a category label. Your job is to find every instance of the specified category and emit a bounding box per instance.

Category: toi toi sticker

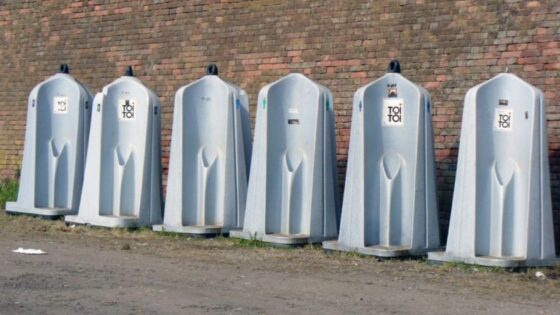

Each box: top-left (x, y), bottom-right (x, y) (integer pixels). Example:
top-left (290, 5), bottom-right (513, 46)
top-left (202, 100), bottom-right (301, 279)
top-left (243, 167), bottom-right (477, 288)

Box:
top-left (382, 98), bottom-right (404, 126)
top-left (53, 96), bottom-right (68, 114)
top-left (495, 109), bottom-right (513, 131)
top-left (119, 99), bottom-right (136, 120)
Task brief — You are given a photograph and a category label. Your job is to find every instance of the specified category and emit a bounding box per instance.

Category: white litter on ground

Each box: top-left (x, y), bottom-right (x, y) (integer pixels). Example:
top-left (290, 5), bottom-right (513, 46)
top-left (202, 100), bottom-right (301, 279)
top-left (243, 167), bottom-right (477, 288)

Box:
top-left (12, 248), bottom-right (46, 255)
top-left (535, 271), bottom-right (547, 280)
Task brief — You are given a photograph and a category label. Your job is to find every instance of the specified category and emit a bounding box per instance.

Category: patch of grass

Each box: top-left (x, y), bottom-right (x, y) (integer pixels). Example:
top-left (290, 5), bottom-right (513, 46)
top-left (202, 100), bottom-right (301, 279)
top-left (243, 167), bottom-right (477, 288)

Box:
top-left (520, 266), bottom-right (560, 281)
top-left (152, 226), bottom-right (195, 239)
top-left (442, 261), bottom-right (507, 273)
top-left (128, 226), bottom-right (155, 235)
top-left (156, 230), bottom-right (187, 239)
top-left (548, 265), bottom-right (560, 279)
top-left (214, 235), bottom-right (228, 242)
top-left (231, 235), bottom-right (269, 248)
top-left (0, 178), bottom-right (18, 210)
top-left (344, 250), bottom-right (369, 259)
top-left (303, 243), bottom-right (323, 251)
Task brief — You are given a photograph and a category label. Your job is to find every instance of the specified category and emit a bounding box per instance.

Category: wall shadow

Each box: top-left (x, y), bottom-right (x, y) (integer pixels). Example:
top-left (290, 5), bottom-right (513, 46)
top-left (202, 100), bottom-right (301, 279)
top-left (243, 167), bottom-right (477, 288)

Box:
top-left (548, 147), bottom-right (560, 255)
top-left (435, 144), bottom-right (459, 246)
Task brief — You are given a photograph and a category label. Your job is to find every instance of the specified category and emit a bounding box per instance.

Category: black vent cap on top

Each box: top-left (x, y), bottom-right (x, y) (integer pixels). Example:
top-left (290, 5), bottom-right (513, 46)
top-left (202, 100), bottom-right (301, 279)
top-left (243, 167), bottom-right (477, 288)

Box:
top-left (387, 59), bottom-right (401, 73)
top-left (124, 66), bottom-right (134, 77)
top-left (59, 64), bottom-right (70, 74)
top-left (206, 64), bottom-right (219, 76)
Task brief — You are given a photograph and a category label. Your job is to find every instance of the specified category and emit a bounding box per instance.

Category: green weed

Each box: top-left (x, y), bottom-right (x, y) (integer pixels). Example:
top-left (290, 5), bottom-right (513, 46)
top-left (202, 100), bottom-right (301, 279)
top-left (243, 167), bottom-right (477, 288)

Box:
top-left (231, 234), bottom-right (269, 248)
top-left (0, 178), bottom-right (18, 210)
top-left (442, 261), bottom-right (507, 273)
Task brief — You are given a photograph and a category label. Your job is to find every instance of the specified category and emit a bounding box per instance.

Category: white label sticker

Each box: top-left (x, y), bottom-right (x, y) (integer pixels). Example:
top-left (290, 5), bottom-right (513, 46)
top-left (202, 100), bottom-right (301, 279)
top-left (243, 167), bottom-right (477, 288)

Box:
top-left (495, 109), bottom-right (512, 131)
top-left (383, 98), bottom-right (404, 126)
top-left (53, 96), bottom-right (68, 114)
top-left (119, 99), bottom-right (136, 120)
top-left (288, 107), bottom-right (299, 114)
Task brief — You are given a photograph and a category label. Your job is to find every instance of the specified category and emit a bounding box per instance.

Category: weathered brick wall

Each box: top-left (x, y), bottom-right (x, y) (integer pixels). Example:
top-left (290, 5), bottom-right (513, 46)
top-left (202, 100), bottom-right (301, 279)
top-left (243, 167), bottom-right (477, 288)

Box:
top-left (1, 1), bottom-right (559, 246)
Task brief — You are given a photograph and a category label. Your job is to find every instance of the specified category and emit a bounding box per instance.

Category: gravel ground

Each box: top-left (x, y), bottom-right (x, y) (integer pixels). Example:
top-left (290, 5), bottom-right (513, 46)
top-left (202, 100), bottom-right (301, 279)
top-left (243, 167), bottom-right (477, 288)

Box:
top-left (0, 212), bottom-right (559, 314)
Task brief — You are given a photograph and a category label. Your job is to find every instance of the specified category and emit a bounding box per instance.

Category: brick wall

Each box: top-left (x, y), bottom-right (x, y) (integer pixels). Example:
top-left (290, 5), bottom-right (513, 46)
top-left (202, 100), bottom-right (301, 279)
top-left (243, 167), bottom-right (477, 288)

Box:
top-left (0, 0), bottom-right (559, 247)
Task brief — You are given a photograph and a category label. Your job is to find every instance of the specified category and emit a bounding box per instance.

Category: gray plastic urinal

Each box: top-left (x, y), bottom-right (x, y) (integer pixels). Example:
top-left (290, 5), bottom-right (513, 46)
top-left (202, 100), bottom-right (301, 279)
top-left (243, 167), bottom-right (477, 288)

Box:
top-left (153, 65), bottom-right (252, 236)
top-left (323, 60), bottom-right (440, 257)
top-left (65, 66), bottom-right (162, 228)
top-left (428, 73), bottom-right (558, 267)
top-left (6, 64), bottom-right (93, 218)
top-left (229, 73), bottom-right (339, 245)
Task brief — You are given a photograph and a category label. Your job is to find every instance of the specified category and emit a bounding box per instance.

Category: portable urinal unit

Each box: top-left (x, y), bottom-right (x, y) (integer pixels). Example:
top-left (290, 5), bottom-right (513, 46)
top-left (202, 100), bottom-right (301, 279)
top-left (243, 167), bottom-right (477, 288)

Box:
top-left (229, 73), bottom-right (339, 245)
top-left (65, 66), bottom-right (162, 228)
top-left (6, 64), bottom-right (93, 218)
top-left (153, 65), bottom-right (252, 236)
top-left (323, 60), bottom-right (440, 257)
top-left (428, 73), bottom-right (558, 267)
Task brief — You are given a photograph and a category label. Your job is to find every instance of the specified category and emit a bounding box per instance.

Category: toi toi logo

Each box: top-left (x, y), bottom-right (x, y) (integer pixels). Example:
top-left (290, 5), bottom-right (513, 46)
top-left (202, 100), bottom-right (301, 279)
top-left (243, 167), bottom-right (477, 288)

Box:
top-left (120, 99), bottom-right (136, 120)
top-left (495, 109), bottom-right (512, 131)
top-left (383, 98), bottom-right (404, 126)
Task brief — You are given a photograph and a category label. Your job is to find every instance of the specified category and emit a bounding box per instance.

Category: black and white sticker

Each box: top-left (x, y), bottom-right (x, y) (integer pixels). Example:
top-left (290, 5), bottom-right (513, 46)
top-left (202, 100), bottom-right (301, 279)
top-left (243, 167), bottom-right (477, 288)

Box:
top-left (53, 96), bottom-right (68, 114)
top-left (383, 98), bottom-right (404, 126)
top-left (119, 99), bottom-right (136, 120)
top-left (495, 109), bottom-right (512, 131)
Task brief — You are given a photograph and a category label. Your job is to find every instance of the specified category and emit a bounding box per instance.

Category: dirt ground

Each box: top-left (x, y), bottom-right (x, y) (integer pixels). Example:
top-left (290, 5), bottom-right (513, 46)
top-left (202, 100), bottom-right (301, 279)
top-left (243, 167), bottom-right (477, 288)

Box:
top-left (0, 212), bottom-right (559, 315)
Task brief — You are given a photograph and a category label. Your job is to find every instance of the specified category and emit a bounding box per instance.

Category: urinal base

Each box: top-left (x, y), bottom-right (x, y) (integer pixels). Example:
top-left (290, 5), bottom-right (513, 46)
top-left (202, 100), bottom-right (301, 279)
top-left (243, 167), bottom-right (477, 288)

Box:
top-left (322, 240), bottom-right (437, 258)
top-left (152, 224), bottom-right (230, 237)
top-left (229, 230), bottom-right (334, 246)
top-left (5, 202), bottom-right (75, 219)
top-left (65, 214), bottom-right (155, 228)
top-left (427, 251), bottom-right (560, 268)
